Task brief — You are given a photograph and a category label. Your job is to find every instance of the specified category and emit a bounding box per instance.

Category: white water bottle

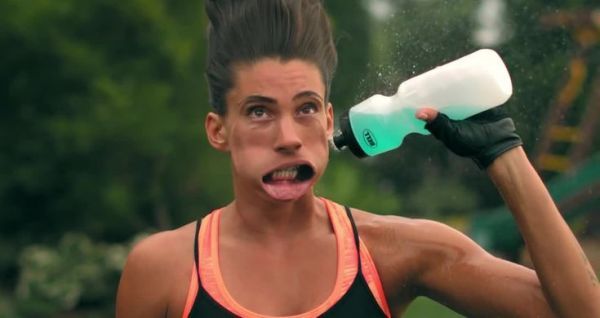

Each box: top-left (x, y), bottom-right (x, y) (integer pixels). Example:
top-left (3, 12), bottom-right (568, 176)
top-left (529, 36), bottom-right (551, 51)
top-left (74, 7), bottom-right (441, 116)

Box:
top-left (332, 49), bottom-right (513, 157)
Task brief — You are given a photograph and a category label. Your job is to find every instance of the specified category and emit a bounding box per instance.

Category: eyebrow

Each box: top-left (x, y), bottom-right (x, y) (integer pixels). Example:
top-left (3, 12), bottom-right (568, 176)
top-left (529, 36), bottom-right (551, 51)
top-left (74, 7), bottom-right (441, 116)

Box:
top-left (241, 95), bottom-right (276, 105)
top-left (293, 91), bottom-right (324, 102)
top-left (240, 91), bottom-right (323, 106)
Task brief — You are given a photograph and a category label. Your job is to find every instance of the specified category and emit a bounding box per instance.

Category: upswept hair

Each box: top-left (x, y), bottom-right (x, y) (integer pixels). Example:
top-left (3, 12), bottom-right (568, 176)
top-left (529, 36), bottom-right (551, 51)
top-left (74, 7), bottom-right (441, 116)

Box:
top-left (205, 0), bottom-right (338, 114)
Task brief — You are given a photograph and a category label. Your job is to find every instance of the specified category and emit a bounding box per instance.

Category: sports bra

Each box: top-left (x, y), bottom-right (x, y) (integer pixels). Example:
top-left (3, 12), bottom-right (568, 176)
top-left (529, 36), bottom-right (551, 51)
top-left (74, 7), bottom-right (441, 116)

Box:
top-left (181, 198), bottom-right (392, 317)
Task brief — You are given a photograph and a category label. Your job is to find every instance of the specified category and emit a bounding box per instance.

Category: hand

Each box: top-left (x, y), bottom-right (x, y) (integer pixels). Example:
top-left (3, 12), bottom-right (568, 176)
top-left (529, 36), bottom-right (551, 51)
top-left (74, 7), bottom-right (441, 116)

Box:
top-left (415, 107), bottom-right (523, 169)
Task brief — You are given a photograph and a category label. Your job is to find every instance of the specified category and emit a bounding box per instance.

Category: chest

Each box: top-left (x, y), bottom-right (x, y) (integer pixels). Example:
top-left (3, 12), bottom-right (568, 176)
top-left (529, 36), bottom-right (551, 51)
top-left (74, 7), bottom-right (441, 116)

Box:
top-left (218, 237), bottom-right (338, 316)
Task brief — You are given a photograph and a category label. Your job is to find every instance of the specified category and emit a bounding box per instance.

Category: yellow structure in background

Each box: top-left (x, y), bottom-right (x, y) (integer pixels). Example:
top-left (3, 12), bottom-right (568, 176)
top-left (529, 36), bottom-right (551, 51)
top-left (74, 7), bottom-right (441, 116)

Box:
top-left (535, 9), bottom-right (600, 176)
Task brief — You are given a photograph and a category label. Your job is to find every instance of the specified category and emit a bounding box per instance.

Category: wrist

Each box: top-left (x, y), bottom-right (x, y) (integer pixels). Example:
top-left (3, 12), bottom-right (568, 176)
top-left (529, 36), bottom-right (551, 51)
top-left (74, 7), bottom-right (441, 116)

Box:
top-left (486, 146), bottom-right (541, 198)
top-left (486, 146), bottom-right (526, 173)
top-left (476, 140), bottom-right (523, 170)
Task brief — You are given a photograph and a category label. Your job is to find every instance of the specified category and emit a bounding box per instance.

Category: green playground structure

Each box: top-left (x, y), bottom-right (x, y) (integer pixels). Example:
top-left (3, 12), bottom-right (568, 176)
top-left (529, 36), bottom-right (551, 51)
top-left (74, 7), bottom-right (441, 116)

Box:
top-left (470, 152), bottom-right (600, 261)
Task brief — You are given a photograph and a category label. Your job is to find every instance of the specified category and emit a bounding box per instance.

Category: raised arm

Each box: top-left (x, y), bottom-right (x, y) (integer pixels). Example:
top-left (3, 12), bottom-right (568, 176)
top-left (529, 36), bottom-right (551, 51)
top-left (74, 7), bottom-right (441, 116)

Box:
top-left (487, 146), bottom-right (600, 316)
top-left (410, 217), bottom-right (555, 317)
top-left (413, 107), bottom-right (600, 316)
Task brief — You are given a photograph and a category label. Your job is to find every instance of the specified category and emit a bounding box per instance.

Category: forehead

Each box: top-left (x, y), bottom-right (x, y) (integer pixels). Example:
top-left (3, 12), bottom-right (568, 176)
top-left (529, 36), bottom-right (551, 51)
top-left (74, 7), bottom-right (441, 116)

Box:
top-left (228, 58), bottom-right (326, 105)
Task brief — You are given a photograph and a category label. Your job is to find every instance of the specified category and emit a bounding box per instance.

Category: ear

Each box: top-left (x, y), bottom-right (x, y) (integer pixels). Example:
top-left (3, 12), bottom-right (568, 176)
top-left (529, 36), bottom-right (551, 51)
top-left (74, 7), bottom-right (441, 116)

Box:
top-left (205, 112), bottom-right (229, 152)
top-left (326, 102), bottom-right (334, 139)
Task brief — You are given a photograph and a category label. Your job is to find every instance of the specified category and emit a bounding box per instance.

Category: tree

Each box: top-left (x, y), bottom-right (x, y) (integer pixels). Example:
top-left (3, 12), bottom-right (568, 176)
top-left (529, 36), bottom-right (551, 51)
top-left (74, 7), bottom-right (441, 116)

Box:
top-left (0, 0), bottom-right (210, 286)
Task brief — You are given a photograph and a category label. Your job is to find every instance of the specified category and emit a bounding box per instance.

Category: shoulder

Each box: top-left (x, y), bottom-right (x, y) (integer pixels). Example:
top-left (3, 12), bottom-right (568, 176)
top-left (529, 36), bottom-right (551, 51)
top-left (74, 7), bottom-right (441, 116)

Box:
top-left (348, 208), bottom-right (488, 298)
top-left (116, 221), bottom-right (198, 317)
top-left (126, 221), bottom-right (197, 269)
top-left (350, 208), bottom-right (474, 251)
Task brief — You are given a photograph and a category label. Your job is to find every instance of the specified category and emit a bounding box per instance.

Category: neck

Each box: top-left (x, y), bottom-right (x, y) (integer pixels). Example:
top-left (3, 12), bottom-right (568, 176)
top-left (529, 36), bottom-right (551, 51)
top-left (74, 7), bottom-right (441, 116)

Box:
top-left (221, 190), bottom-right (328, 241)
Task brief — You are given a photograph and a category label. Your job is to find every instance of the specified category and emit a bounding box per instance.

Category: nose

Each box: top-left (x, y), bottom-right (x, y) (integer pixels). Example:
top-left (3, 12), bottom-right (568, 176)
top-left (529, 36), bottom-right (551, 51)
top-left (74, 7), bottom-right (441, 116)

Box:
top-left (274, 115), bottom-right (302, 153)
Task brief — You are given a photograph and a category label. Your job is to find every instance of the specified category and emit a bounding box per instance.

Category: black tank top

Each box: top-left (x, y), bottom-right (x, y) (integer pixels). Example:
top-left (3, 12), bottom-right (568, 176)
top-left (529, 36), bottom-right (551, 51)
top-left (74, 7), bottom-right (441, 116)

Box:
top-left (187, 206), bottom-right (389, 317)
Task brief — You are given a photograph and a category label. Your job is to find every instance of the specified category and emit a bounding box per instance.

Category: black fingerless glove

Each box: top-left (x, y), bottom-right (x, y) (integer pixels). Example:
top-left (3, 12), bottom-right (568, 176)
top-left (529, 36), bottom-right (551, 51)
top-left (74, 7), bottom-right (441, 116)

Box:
top-left (425, 108), bottom-right (523, 169)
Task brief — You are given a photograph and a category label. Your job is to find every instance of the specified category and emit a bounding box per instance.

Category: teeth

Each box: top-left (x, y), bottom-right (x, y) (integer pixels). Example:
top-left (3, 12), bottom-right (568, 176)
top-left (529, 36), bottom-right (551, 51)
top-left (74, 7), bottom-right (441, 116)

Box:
top-left (271, 166), bottom-right (298, 181)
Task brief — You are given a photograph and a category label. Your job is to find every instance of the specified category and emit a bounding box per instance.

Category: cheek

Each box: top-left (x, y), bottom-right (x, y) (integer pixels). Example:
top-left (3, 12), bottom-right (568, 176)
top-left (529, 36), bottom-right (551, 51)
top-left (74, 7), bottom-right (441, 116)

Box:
top-left (303, 117), bottom-right (330, 143)
top-left (228, 124), bottom-right (273, 167)
top-left (230, 123), bottom-right (273, 149)
top-left (302, 120), bottom-right (331, 177)
top-left (298, 118), bottom-right (331, 159)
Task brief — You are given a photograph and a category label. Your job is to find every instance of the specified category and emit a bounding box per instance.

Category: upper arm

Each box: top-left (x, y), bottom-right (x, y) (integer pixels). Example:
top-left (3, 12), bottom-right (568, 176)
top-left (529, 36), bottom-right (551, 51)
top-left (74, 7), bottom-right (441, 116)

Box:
top-left (116, 234), bottom-right (172, 318)
top-left (413, 220), bottom-right (556, 317)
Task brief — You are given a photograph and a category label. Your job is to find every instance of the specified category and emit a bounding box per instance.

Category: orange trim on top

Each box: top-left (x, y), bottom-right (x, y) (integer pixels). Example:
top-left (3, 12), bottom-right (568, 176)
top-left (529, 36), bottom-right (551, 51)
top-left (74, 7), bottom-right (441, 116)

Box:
top-left (198, 211), bottom-right (226, 312)
top-left (187, 198), bottom-right (391, 318)
top-left (359, 239), bottom-right (392, 318)
top-left (203, 199), bottom-right (358, 318)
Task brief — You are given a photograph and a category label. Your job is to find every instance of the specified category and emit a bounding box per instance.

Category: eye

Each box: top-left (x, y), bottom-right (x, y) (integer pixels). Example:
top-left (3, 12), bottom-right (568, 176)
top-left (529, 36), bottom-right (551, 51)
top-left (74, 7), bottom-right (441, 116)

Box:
top-left (247, 106), bottom-right (270, 119)
top-left (298, 103), bottom-right (319, 115)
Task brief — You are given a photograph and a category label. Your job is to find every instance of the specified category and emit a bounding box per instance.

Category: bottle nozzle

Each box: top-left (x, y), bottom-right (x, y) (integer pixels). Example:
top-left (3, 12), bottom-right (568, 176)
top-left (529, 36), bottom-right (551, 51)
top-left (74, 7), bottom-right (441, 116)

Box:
top-left (332, 110), bottom-right (368, 158)
top-left (331, 132), bottom-right (346, 151)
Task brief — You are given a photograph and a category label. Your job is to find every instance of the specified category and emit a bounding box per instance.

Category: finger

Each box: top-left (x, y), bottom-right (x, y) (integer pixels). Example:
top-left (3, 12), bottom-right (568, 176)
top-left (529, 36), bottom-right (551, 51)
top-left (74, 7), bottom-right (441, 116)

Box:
top-left (415, 107), bottom-right (439, 123)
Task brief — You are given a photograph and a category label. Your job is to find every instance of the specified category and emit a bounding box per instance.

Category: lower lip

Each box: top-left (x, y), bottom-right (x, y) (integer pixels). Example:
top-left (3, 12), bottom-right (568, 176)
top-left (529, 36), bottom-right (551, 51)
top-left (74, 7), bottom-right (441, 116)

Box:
top-left (262, 179), bottom-right (313, 201)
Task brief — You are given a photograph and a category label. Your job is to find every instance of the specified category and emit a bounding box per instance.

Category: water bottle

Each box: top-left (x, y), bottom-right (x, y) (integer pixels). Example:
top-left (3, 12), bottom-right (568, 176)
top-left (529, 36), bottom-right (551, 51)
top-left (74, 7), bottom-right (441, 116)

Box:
top-left (332, 49), bottom-right (513, 157)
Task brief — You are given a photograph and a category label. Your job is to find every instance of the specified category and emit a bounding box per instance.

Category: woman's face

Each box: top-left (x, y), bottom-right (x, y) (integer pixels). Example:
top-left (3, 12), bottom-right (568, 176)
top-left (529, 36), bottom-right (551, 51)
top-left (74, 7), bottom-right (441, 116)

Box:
top-left (207, 58), bottom-right (333, 202)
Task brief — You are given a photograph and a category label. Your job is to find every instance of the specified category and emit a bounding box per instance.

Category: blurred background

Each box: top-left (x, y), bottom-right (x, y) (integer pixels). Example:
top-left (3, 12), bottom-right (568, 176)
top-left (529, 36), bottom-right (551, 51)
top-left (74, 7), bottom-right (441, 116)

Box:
top-left (1, 0), bottom-right (599, 317)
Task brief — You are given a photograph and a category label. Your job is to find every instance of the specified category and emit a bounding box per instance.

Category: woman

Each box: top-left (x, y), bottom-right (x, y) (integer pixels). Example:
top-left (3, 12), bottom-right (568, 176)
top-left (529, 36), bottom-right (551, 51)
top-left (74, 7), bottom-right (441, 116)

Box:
top-left (116, 0), bottom-right (600, 317)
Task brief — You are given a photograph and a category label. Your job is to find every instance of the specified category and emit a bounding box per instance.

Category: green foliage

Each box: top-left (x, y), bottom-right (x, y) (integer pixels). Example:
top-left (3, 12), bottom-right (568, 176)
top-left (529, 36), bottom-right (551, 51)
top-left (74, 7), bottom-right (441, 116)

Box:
top-left (13, 233), bottom-right (137, 317)
top-left (404, 296), bottom-right (465, 318)
top-left (0, 1), bottom-right (211, 314)
top-left (1, 0), bottom-right (599, 316)
top-left (0, 290), bottom-right (19, 318)
top-left (406, 173), bottom-right (479, 219)
top-left (0, 0), bottom-right (209, 243)
top-left (326, 0), bottom-right (371, 110)
top-left (317, 156), bottom-right (402, 213)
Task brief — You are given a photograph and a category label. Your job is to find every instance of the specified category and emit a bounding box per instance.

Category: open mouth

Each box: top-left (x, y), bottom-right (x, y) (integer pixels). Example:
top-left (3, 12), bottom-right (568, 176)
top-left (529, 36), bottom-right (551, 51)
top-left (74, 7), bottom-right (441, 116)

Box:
top-left (262, 164), bottom-right (315, 183)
